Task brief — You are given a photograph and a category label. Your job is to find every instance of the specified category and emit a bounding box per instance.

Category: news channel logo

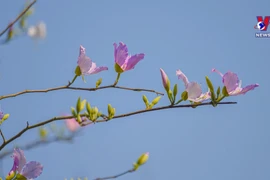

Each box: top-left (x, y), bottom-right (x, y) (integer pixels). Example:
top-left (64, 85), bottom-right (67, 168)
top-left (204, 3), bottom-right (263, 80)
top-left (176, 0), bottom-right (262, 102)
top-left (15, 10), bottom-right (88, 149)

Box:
top-left (254, 16), bottom-right (270, 38)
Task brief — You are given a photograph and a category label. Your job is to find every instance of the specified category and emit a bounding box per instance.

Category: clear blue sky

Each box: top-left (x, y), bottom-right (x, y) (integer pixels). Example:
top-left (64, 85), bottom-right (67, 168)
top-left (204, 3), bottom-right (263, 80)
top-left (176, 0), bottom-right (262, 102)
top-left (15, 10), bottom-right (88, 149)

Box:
top-left (0, 0), bottom-right (269, 179)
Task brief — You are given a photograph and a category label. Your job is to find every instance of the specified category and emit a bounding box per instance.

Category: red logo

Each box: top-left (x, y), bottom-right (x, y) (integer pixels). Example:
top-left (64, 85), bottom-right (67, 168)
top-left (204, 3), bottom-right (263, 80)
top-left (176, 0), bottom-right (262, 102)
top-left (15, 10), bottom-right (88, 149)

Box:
top-left (255, 16), bottom-right (270, 31)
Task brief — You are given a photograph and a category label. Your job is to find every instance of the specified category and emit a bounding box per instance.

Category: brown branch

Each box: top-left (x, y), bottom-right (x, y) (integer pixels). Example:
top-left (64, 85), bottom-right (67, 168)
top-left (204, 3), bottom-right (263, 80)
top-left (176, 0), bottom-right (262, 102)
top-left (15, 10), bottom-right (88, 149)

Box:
top-left (94, 168), bottom-right (135, 180)
top-left (0, 130), bottom-right (5, 143)
top-left (0, 84), bottom-right (164, 101)
top-left (0, 101), bottom-right (236, 151)
top-left (0, 133), bottom-right (77, 159)
top-left (0, 0), bottom-right (37, 37)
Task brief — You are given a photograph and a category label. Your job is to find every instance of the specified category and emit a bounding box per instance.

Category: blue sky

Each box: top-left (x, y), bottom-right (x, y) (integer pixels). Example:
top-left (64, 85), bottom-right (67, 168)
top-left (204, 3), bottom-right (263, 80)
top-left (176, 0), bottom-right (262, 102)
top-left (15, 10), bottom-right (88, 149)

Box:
top-left (0, 0), bottom-right (269, 179)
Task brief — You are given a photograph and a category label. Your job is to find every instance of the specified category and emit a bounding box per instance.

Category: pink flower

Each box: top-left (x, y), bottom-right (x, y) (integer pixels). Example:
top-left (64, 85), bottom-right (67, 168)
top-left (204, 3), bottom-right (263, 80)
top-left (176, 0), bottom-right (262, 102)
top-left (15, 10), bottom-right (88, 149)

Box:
top-left (212, 68), bottom-right (259, 96)
top-left (65, 118), bottom-right (80, 132)
top-left (176, 69), bottom-right (211, 102)
top-left (113, 42), bottom-right (144, 72)
top-left (77, 45), bottom-right (108, 75)
top-left (7, 148), bottom-right (43, 179)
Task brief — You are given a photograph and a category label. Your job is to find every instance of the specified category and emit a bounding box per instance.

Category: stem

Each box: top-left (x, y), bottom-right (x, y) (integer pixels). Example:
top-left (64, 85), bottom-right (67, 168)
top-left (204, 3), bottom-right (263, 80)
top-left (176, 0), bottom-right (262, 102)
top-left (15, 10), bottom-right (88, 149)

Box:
top-left (113, 73), bottom-right (121, 86)
top-left (68, 75), bottom-right (77, 86)
top-left (175, 99), bottom-right (183, 105)
top-left (217, 95), bottom-right (226, 103)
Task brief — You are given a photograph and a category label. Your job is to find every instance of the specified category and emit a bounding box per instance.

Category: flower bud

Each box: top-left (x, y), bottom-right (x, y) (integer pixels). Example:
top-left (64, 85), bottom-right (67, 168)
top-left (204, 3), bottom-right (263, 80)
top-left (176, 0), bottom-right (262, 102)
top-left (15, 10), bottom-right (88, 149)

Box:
top-left (133, 152), bottom-right (149, 170)
top-left (76, 114), bottom-right (82, 123)
top-left (96, 78), bottom-right (102, 88)
top-left (71, 107), bottom-right (77, 117)
top-left (142, 95), bottom-right (148, 104)
top-left (76, 97), bottom-right (86, 113)
top-left (39, 127), bottom-right (48, 140)
top-left (181, 91), bottom-right (188, 101)
top-left (86, 102), bottom-right (91, 114)
top-left (1, 114), bottom-right (9, 121)
top-left (160, 68), bottom-right (170, 92)
top-left (136, 152), bottom-right (149, 166)
top-left (222, 86), bottom-right (229, 97)
top-left (205, 76), bottom-right (216, 101)
top-left (173, 84), bottom-right (178, 98)
top-left (151, 96), bottom-right (161, 106)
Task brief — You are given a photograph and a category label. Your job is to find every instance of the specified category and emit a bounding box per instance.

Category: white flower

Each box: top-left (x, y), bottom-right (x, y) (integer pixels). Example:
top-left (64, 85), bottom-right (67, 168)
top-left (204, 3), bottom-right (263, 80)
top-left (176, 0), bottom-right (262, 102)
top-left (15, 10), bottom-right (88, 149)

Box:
top-left (27, 22), bottom-right (46, 39)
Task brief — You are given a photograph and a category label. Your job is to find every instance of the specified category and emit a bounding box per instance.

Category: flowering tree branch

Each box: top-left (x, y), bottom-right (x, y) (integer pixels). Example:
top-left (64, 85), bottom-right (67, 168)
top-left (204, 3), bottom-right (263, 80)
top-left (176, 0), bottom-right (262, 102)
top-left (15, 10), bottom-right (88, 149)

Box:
top-left (0, 79), bottom-right (164, 101)
top-left (94, 168), bottom-right (135, 180)
top-left (0, 101), bottom-right (236, 151)
top-left (0, 0), bottom-right (37, 37)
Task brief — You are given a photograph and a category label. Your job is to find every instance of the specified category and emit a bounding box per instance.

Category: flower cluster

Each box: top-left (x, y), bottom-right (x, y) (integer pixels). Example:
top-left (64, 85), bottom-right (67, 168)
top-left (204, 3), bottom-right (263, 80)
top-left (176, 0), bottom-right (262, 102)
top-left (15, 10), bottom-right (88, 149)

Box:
top-left (75, 42), bottom-right (144, 81)
top-left (160, 68), bottom-right (259, 105)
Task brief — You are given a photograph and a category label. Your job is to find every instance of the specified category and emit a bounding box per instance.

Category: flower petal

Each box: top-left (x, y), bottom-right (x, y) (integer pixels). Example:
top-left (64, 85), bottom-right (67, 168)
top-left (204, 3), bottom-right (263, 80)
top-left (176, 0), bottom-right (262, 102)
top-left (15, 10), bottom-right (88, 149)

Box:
top-left (13, 148), bottom-right (27, 173)
top-left (114, 42), bottom-right (128, 67)
top-left (186, 82), bottom-right (202, 99)
top-left (79, 45), bottom-right (86, 57)
top-left (87, 62), bottom-right (108, 75)
top-left (21, 161), bottom-right (43, 179)
top-left (193, 91), bottom-right (211, 102)
top-left (222, 72), bottom-right (239, 93)
top-left (124, 53), bottom-right (144, 71)
top-left (77, 46), bottom-right (92, 75)
top-left (176, 70), bottom-right (189, 88)
top-left (234, 84), bottom-right (259, 95)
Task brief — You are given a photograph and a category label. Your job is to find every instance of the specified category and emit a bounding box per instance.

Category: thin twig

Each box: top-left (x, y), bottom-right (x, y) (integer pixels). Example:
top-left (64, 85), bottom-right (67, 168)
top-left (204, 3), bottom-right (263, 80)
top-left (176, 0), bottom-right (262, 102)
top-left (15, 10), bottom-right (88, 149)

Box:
top-left (0, 130), bottom-right (5, 143)
top-left (0, 0), bottom-right (37, 37)
top-left (0, 101), bottom-right (236, 151)
top-left (0, 84), bottom-right (164, 101)
top-left (94, 168), bottom-right (135, 180)
top-left (0, 133), bottom-right (77, 159)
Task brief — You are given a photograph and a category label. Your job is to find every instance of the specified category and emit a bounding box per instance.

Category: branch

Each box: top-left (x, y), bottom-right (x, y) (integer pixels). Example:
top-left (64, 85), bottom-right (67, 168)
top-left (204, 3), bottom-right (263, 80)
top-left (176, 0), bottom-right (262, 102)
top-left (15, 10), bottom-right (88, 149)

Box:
top-left (0, 0), bottom-right (37, 37)
top-left (94, 168), bottom-right (135, 180)
top-left (0, 133), bottom-right (77, 159)
top-left (0, 130), bottom-right (5, 143)
top-left (0, 83), bottom-right (164, 101)
top-left (0, 101), bottom-right (236, 151)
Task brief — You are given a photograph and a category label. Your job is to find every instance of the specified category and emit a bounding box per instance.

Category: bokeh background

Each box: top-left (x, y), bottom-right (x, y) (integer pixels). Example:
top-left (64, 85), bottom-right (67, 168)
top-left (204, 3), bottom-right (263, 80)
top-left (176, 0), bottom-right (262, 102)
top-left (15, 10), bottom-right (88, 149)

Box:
top-left (0, 0), bottom-right (269, 179)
